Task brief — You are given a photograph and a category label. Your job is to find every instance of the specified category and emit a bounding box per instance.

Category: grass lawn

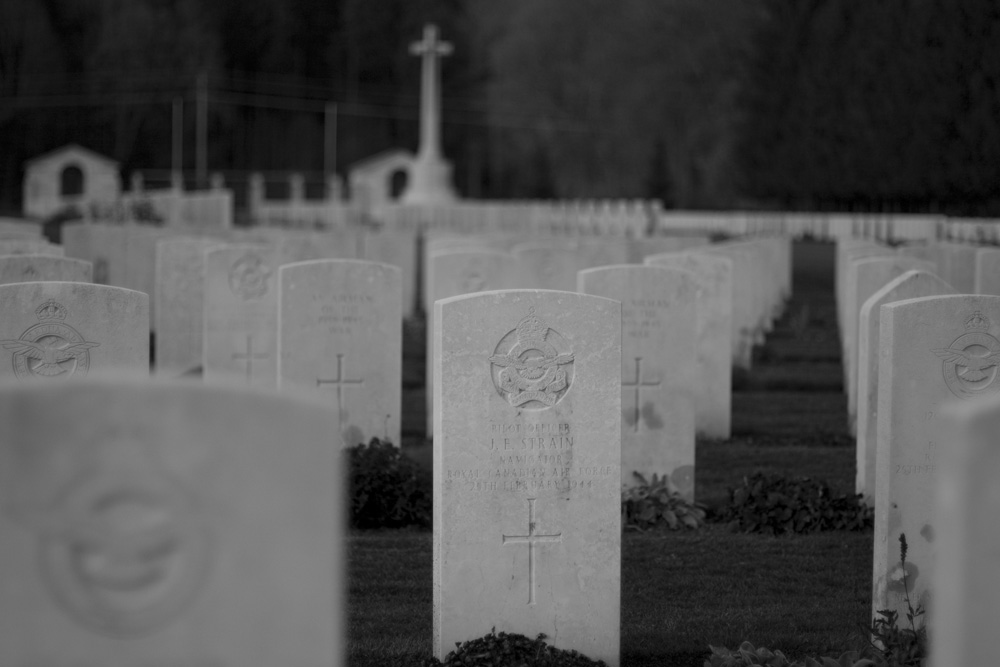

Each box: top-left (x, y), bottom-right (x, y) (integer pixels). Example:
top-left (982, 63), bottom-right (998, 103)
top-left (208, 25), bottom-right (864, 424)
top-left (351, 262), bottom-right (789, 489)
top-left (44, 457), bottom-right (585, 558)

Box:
top-left (350, 241), bottom-right (870, 667)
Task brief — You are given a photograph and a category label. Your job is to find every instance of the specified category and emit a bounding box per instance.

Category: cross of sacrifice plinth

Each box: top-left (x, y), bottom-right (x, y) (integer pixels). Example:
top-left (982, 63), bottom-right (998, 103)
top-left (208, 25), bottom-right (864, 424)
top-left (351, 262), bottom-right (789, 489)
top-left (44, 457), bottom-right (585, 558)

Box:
top-left (621, 356), bottom-right (662, 433)
top-left (502, 498), bottom-right (562, 605)
top-left (231, 335), bottom-right (269, 383)
top-left (316, 353), bottom-right (364, 426)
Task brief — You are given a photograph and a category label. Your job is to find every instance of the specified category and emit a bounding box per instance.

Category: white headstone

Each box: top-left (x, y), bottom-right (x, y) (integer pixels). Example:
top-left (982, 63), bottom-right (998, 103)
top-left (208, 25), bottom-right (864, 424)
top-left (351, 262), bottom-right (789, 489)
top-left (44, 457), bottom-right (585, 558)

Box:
top-left (365, 230), bottom-right (418, 317)
top-left (579, 265), bottom-right (697, 498)
top-left (0, 376), bottom-right (343, 665)
top-left (0, 255), bottom-right (91, 284)
top-left (874, 295), bottom-right (1000, 621)
top-left (0, 239), bottom-right (64, 256)
top-left (0, 282), bottom-right (148, 380)
top-left (155, 237), bottom-right (222, 376)
top-left (935, 243), bottom-right (977, 293)
top-left (931, 392), bottom-right (1000, 667)
top-left (845, 256), bottom-right (936, 434)
top-left (974, 247), bottom-right (1000, 295)
top-left (203, 245), bottom-right (278, 387)
top-left (855, 270), bottom-right (954, 503)
top-left (434, 290), bottom-right (621, 664)
top-left (512, 242), bottom-right (579, 291)
top-left (278, 259), bottom-right (402, 447)
top-left (644, 252), bottom-right (733, 438)
top-left (631, 236), bottom-right (711, 262)
top-left (426, 249), bottom-right (520, 434)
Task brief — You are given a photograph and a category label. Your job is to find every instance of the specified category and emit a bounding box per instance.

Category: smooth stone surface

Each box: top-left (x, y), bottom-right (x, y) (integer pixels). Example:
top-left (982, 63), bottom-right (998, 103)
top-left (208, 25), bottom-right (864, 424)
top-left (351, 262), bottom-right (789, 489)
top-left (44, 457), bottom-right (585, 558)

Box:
top-left (934, 243), bottom-right (977, 293)
top-left (83, 225), bottom-right (128, 286)
top-left (836, 244), bottom-right (894, 385)
top-left (422, 235), bottom-right (507, 314)
top-left (855, 270), bottom-right (954, 503)
top-left (203, 245), bottom-right (278, 387)
top-left (365, 230), bottom-right (418, 317)
top-left (836, 242), bottom-right (891, 324)
top-left (931, 393), bottom-right (1000, 667)
top-left (0, 376), bottom-right (342, 666)
top-left (0, 239), bottom-right (63, 256)
top-left (426, 250), bottom-right (520, 435)
top-left (575, 238), bottom-right (630, 270)
top-left (0, 255), bottom-right (92, 284)
top-left (124, 227), bottom-right (172, 327)
top-left (0, 282), bottom-right (148, 381)
top-left (874, 295), bottom-right (1000, 621)
top-left (278, 259), bottom-right (402, 447)
top-left (845, 256), bottom-right (936, 433)
top-left (579, 266), bottom-right (697, 497)
top-left (630, 236), bottom-right (711, 262)
top-left (434, 290), bottom-right (621, 665)
top-left (644, 252), bottom-right (733, 438)
top-left (974, 247), bottom-right (1000, 295)
top-left (155, 237), bottom-right (222, 377)
top-left (511, 242), bottom-right (579, 291)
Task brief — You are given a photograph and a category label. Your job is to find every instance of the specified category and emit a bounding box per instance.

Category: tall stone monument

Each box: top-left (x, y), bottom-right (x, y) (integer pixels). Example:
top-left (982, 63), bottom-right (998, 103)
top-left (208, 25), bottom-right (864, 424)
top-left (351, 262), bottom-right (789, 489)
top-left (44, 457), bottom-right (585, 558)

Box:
top-left (401, 24), bottom-right (458, 205)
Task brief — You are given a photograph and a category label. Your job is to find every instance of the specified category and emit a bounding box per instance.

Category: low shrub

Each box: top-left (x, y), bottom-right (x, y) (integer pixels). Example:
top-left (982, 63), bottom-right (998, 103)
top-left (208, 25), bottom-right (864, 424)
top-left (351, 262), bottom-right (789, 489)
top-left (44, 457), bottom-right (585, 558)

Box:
top-left (420, 630), bottom-right (608, 667)
top-left (707, 537), bottom-right (927, 667)
top-left (704, 642), bottom-right (877, 667)
top-left (868, 534), bottom-right (926, 666)
top-left (622, 472), bottom-right (707, 531)
top-left (345, 438), bottom-right (432, 530)
top-left (721, 473), bottom-right (873, 535)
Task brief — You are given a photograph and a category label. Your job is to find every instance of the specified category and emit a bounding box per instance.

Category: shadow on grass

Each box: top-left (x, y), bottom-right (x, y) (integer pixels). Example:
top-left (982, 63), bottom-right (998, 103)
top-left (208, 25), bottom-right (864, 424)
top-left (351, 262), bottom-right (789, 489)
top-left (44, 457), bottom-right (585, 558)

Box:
top-left (348, 527), bottom-right (872, 667)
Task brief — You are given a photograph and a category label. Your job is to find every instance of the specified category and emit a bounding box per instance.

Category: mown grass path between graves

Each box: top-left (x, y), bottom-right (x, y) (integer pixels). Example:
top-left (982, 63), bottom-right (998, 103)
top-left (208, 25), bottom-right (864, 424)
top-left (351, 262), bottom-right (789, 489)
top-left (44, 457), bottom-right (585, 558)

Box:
top-left (351, 241), bottom-right (870, 667)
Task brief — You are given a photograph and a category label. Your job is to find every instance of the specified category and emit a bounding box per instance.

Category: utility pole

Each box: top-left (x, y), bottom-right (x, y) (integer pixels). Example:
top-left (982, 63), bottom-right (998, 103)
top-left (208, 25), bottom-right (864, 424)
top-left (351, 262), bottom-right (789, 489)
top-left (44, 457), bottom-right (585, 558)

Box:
top-left (171, 97), bottom-right (183, 190)
top-left (196, 71), bottom-right (208, 189)
top-left (325, 102), bottom-right (338, 180)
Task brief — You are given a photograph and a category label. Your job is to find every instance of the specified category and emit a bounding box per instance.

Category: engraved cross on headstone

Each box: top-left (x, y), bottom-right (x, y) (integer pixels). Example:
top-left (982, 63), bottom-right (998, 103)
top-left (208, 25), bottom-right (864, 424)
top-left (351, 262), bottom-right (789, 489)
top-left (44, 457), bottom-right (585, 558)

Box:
top-left (231, 335), bottom-right (269, 383)
top-left (502, 497), bottom-right (562, 605)
top-left (622, 356), bottom-right (662, 433)
top-left (316, 353), bottom-right (364, 426)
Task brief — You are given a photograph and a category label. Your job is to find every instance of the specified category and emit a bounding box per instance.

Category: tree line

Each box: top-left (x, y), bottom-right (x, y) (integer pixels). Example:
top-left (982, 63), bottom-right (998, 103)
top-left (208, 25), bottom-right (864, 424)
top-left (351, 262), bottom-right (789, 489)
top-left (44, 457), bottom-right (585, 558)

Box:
top-left (1, 0), bottom-right (997, 215)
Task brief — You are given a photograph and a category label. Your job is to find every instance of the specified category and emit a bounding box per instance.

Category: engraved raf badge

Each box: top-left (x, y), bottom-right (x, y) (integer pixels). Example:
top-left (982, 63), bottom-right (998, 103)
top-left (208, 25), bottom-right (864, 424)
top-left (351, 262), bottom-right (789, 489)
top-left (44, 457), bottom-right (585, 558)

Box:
top-left (932, 310), bottom-right (1000, 398)
top-left (489, 308), bottom-right (574, 409)
top-left (13, 440), bottom-right (211, 638)
top-left (0, 300), bottom-right (99, 380)
top-left (228, 252), bottom-right (272, 300)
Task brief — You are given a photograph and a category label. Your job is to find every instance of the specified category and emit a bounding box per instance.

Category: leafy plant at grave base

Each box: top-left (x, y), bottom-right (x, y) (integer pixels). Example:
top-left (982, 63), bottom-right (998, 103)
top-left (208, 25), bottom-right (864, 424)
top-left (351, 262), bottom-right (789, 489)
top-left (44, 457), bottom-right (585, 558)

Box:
top-left (418, 629), bottom-right (608, 667)
top-left (345, 438), bottom-right (432, 530)
top-left (867, 534), bottom-right (927, 667)
top-left (621, 472), bottom-right (707, 531)
top-left (703, 642), bottom-right (878, 667)
top-left (705, 535), bottom-right (927, 667)
top-left (721, 473), bottom-right (873, 535)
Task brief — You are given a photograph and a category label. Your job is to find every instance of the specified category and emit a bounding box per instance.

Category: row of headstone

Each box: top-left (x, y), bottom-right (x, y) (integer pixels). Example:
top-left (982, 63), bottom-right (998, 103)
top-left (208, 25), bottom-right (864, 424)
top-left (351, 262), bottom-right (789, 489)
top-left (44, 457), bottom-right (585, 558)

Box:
top-left (838, 240), bottom-right (1000, 439)
top-left (428, 248), bottom-right (778, 662)
top-left (201, 246), bottom-right (402, 448)
top-left (830, 238), bottom-right (1000, 656)
top-left (375, 201), bottom-right (980, 244)
top-left (64, 222), bottom-right (418, 320)
top-left (422, 234), bottom-right (762, 440)
top-left (85, 187), bottom-right (234, 231)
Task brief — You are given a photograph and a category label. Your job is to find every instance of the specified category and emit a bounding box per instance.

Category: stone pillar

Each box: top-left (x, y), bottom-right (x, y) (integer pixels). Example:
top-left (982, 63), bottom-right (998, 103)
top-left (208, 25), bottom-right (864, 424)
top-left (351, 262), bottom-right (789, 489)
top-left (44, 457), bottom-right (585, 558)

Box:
top-left (400, 24), bottom-right (458, 205)
top-left (248, 173), bottom-right (265, 220)
top-left (289, 173), bottom-right (305, 204)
